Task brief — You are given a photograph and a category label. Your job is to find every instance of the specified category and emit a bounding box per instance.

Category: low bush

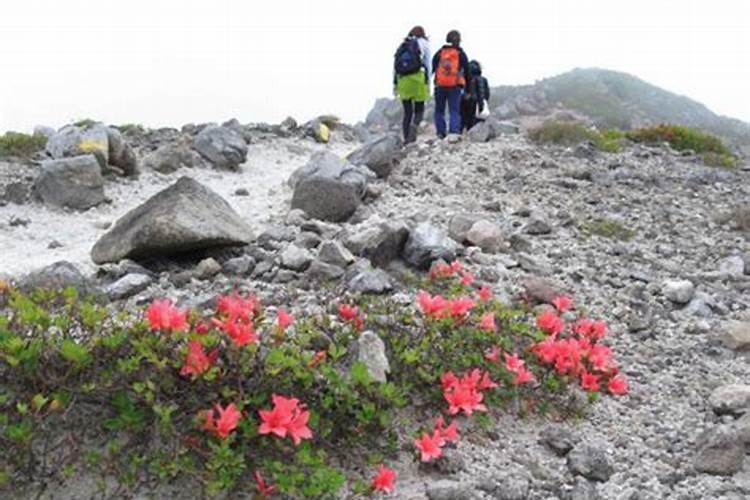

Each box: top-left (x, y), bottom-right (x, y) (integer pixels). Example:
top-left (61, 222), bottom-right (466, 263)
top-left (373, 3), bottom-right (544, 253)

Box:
top-left (528, 121), bottom-right (623, 153)
top-left (0, 263), bottom-right (628, 497)
top-left (0, 132), bottom-right (47, 158)
top-left (627, 124), bottom-right (737, 168)
top-left (580, 218), bottom-right (636, 241)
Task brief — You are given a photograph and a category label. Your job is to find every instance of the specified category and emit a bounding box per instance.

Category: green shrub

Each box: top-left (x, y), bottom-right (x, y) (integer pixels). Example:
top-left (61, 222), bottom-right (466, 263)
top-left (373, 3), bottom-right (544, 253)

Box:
top-left (702, 152), bottom-right (737, 169)
top-left (73, 118), bottom-right (99, 129)
top-left (528, 121), bottom-right (623, 153)
top-left (0, 132), bottom-right (47, 158)
top-left (581, 218), bottom-right (636, 241)
top-left (626, 124), bottom-right (732, 156)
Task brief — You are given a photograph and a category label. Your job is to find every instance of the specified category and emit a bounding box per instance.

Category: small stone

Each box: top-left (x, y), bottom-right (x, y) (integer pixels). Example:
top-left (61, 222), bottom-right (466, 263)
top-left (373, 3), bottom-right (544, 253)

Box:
top-left (234, 188), bottom-right (249, 196)
top-left (280, 244), bottom-right (313, 271)
top-left (466, 220), bottom-right (504, 253)
top-left (194, 257), bottom-right (222, 279)
top-left (317, 240), bottom-right (355, 268)
top-left (294, 232), bottom-right (322, 250)
top-left (517, 252), bottom-right (553, 276)
top-left (662, 279), bottom-right (695, 304)
top-left (478, 472), bottom-right (531, 500)
top-left (566, 444), bottom-right (614, 482)
top-left (307, 260), bottom-right (345, 280)
top-left (47, 240), bottom-right (63, 249)
top-left (426, 480), bottom-right (474, 500)
top-left (709, 384), bottom-right (750, 416)
top-left (356, 331), bottom-right (389, 383)
top-left (105, 273), bottom-right (152, 300)
top-left (222, 255), bottom-right (255, 275)
top-left (348, 268), bottom-right (392, 294)
top-left (734, 413), bottom-right (750, 451)
top-left (694, 425), bottom-right (744, 476)
top-left (569, 477), bottom-right (601, 500)
top-left (9, 216), bottom-right (30, 227)
top-left (522, 277), bottom-right (564, 304)
top-left (718, 255), bottom-right (745, 277)
top-left (524, 217), bottom-right (552, 235)
top-left (540, 425), bottom-right (578, 456)
top-left (721, 321), bottom-right (750, 351)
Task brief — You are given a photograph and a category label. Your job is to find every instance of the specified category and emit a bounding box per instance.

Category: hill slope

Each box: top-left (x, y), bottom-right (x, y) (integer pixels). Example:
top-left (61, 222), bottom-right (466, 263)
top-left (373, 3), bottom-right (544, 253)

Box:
top-left (491, 68), bottom-right (750, 148)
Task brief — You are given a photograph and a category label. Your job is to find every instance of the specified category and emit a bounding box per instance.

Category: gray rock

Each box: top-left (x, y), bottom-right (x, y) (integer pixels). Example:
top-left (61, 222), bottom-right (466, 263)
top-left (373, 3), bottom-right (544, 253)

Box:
top-left (290, 152), bottom-right (369, 222)
top-left (91, 177), bottom-right (253, 264)
top-left (104, 273), bottom-right (152, 300)
top-left (468, 121), bottom-right (495, 143)
top-left (662, 279), bottom-right (695, 304)
top-left (194, 257), bottom-right (222, 279)
top-left (426, 480), bottom-right (475, 500)
top-left (524, 217), bottom-right (552, 235)
top-left (222, 255), bottom-right (255, 275)
top-left (294, 232), bottom-right (322, 250)
top-left (348, 268), bottom-right (393, 294)
top-left (694, 425), bottom-right (744, 476)
top-left (709, 384), bottom-right (750, 416)
top-left (569, 477), bottom-right (600, 500)
top-left (35, 155), bottom-right (105, 210)
top-left (734, 412), bottom-right (750, 451)
top-left (494, 121), bottom-right (521, 135)
top-left (718, 255), bottom-right (745, 277)
top-left (346, 133), bottom-right (402, 178)
top-left (721, 321), bottom-right (750, 351)
top-left (105, 127), bottom-right (137, 175)
top-left (306, 260), bottom-right (345, 280)
top-left (234, 188), bottom-right (249, 196)
top-left (47, 240), bottom-right (63, 249)
top-left (344, 220), bottom-right (409, 267)
top-left (478, 472), bottom-right (530, 500)
top-left (522, 277), bottom-right (564, 305)
top-left (192, 126), bottom-right (248, 170)
top-left (142, 143), bottom-right (204, 173)
top-left (258, 225), bottom-right (297, 249)
top-left (448, 213), bottom-right (484, 243)
top-left (20, 261), bottom-right (91, 294)
top-left (46, 125), bottom-right (109, 164)
top-left (403, 222), bottom-right (460, 270)
top-left (540, 425), bottom-right (578, 456)
top-left (566, 444), bottom-right (614, 482)
top-left (466, 220), bottom-right (504, 253)
top-left (317, 240), bottom-right (355, 268)
top-left (356, 331), bottom-right (390, 383)
top-left (3, 182), bottom-right (30, 204)
top-left (280, 244), bottom-right (313, 271)
top-left (518, 252), bottom-right (553, 276)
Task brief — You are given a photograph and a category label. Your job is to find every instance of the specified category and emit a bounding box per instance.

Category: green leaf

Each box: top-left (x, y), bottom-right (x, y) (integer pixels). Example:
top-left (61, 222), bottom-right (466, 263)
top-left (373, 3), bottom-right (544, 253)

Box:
top-left (350, 362), bottom-right (371, 386)
top-left (61, 339), bottom-right (91, 368)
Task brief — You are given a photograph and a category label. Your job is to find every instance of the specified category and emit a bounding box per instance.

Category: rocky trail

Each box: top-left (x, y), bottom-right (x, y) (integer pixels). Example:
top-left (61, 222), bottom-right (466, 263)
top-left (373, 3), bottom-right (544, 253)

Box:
top-left (1, 115), bottom-right (750, 499)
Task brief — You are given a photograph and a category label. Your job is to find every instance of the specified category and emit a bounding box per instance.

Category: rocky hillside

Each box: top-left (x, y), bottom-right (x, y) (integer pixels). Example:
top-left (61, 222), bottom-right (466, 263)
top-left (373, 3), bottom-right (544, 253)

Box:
top-left (1, 117), bottom-right (750, 499)
top-left (366, 68), bottom-right (750, 154)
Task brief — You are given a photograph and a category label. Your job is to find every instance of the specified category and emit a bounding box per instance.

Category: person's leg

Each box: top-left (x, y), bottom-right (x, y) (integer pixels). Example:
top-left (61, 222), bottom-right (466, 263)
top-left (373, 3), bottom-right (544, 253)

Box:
top-left (434, 88), bottom-right (447, 138)
top-left (447, 88), bottom-right (462, 134)
top-left (460, 98), bottom-right (472, 132)
top-left (402, 100), bottom-right (414, 142)
top-left (410, 101), bottom-right (425, 142)
top-left (465, 99), bottom-right (478, 131)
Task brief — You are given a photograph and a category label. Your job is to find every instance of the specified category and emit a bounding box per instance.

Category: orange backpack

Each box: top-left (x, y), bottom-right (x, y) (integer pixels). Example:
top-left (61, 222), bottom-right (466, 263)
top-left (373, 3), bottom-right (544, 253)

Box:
top-left (435, 47), bottom-right (465, 88)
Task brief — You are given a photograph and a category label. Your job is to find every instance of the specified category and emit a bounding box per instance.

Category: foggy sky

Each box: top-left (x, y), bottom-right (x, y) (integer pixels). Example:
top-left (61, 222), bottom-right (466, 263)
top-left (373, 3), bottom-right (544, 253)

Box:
top-left (1, 0), bottom-right (749, 132)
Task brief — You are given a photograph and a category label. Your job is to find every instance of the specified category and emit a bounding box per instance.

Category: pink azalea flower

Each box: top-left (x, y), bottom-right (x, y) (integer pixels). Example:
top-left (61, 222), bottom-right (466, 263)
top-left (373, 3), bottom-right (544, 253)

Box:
top-left (371, 464), bottom-right (397, 494)
top-left (479, 312), bottom-right (496, 332)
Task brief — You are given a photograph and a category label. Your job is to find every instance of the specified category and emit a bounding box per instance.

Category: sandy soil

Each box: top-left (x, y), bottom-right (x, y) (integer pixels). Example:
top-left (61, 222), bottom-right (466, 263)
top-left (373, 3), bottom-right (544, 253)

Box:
top-left (0, 138), bottom-right (353, 277)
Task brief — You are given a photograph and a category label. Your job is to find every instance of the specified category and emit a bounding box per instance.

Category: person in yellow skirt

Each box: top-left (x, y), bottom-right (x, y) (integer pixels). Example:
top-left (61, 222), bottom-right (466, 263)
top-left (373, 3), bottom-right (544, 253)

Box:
top-left (393, 26), bottom-right (431, 143)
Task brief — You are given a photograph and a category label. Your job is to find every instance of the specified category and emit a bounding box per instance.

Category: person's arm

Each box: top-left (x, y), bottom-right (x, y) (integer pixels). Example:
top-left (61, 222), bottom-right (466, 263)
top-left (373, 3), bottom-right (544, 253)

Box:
top-left (459, 51), bottom-right (471, 90)
top-left (431, 49), bottom-right (440, 77)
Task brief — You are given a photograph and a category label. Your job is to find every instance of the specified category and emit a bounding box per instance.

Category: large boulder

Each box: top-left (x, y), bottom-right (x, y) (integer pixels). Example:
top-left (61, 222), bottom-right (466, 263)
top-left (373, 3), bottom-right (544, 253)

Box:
top-left (364, 98), bottom-right (402, 130)
top-left (694, 426), bottom-right (745, 476)
top-left (192, 125), bottom-right (248, 170)
top-left (91, 177), bottom-right (253, 264)
top-left (142, 142), bottom-right (205, 173)
top-left (403, 222), bottom-right (460, 270)
top-left (46, 124), bottom-right (137, 176)
top-left (290, 152), bottom-right (371, 222)
top-left (34, 155), bottom-right (105, 210)
top-left (346, 133), bottom-right (402, 178)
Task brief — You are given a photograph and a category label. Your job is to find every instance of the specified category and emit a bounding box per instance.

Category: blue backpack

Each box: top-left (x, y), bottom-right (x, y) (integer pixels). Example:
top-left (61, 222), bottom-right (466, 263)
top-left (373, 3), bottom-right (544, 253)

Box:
top-left (394, 38), bottom-right (422, 76)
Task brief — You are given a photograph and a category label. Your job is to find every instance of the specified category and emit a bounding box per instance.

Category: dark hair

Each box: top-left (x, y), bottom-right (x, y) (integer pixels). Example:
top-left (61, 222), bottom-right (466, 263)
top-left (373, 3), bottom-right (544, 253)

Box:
top-left (446, 30), bottom-right (461, 46)
top-left (408, 26), bottom-right (427, 39)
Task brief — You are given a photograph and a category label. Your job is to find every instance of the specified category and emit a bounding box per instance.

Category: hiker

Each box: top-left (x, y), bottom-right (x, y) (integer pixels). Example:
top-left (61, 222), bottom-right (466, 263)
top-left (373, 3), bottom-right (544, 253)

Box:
top-left (461, 60), bottom-right (491, 132)
top-left (432, 30), bottom-right (470, 138)
top-left (393, 26), bottom-right (432, 144)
